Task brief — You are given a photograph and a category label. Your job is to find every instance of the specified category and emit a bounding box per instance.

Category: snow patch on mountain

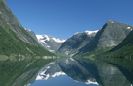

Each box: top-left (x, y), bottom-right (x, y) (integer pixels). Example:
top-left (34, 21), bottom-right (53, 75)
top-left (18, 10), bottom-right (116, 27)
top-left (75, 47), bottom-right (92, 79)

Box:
top-left (51, 72), bottom-right (66, 78)
top-left (36, 34), bottom-right (65, 52)
top-left (52, 37), bottom-right (65, 43)
top-left (36, 35), bottom-right (65, 43)
top-left (126, 27), bottom-right (133, 30)
top-left (85, 79), bottom-right (99, 85)
top-left (36, 35), bottom-right (50, 42)
top-left (74, 30), bottom-right (98, 35)
top-left (85, 30), bottom-right (99, 35)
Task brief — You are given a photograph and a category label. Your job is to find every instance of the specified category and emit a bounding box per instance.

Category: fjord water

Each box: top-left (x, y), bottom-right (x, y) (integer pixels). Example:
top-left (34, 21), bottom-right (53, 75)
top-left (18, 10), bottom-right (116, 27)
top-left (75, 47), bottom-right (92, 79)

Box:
top-left (29, 58), bottom-right (132, 86)
top-left (29, 58), bottom-right (99, 86)
top-left (31, 75), bottom-right (97, 86)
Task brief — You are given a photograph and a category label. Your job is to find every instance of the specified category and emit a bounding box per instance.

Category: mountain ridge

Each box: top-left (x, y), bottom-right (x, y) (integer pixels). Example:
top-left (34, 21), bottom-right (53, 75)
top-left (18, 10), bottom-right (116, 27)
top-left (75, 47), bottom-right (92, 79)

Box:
top-left (58, 30), bottom-right (98, 56)
top-left (0, 1), bottom-right (55, 86)
top-left (36, 34), bottom-right (65, 52)
top-left (0, 0), bottom-right (133, 86)
top-left (78, 20), bottom-right (132, 55)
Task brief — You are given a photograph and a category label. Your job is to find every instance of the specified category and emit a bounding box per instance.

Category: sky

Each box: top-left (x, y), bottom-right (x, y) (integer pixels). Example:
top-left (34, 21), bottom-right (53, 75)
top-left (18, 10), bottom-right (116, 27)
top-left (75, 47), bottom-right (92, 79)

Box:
top-left (6, 0), bottom-right (133, 39)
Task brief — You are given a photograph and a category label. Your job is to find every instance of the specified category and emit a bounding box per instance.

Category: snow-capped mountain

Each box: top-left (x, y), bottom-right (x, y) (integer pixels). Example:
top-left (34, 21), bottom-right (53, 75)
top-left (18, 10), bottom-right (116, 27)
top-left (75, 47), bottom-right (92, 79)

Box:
top-left (36, 34), bottom-right (65, 52)
top-left (58, 30), bottom-right (98, 56)
top-left (79, 20), bottom-right (132, 54)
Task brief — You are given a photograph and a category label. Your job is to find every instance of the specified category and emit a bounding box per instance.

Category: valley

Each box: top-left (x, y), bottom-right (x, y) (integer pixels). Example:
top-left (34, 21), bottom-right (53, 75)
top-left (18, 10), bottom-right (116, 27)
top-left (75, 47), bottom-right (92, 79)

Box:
top-left (0, 0), bottom-right (133, 86)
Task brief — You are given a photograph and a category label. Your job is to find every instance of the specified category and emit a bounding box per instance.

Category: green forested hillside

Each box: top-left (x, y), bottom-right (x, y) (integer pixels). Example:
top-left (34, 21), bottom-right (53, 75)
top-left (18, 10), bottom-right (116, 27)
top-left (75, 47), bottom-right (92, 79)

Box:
top-left (0, 1), bottom-right (55, 86)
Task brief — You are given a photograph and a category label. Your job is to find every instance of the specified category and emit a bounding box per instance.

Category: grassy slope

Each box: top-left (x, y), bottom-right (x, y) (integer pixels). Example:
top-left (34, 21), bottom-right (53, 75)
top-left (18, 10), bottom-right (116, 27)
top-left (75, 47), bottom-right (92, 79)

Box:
top-left (0, 1), bottom-right (56, 86)
top-left (0, 26), bottom-right (54, 57)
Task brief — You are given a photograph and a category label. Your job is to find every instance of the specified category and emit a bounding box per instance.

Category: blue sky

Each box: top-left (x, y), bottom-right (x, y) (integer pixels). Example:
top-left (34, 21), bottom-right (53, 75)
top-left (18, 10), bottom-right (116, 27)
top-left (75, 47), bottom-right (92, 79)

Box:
top-left (7, 0), bottom-right (133, 39)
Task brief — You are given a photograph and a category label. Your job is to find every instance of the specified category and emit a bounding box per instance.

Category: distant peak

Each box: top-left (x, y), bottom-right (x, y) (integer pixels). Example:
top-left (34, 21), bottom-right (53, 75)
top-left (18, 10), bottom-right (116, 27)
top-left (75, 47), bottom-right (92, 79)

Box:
top-left (36, 34), bottom-right (65, 43)
top-left (52, 38), bottom-right (65, 43)
top-left (107, 20), bottom-right (117, 24)
top-left (106, 20), bottom-right (133, 30)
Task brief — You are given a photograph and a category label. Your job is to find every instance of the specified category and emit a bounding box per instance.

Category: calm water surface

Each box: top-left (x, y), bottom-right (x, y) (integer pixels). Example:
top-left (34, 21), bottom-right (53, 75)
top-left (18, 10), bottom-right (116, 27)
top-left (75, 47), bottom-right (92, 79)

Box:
top-left (31, 75), bottom-right (97, 86)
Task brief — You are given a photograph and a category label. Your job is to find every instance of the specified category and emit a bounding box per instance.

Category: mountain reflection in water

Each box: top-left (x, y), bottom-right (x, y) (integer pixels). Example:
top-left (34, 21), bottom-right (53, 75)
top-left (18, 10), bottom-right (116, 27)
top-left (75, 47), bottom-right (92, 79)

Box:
top-left (31, 75), bottom-right (97, 86)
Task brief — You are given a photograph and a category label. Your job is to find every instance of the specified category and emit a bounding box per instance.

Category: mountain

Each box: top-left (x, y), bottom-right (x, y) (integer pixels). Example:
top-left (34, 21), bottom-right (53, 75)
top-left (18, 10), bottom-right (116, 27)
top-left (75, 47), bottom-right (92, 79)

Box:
top-left (25, 28), bottom-right (38, 42)
top-left (36, 34), bottom-right (65, 52)
top-left (112, 30), bottom-right (133, 52)
top-left (1, 0), bottom-right (133, 86)
top-left (97, 30), bottom-right (133, 85)
top-left (0, 1), bottom-right (37, 45)
top-left (0, 0), bottom-right (54, 57)
top-left (79, 20), bottom-right (132, 55)
top-left (68, 21), bottom-right (133, 86)
top-left (58, 30), bottom-right (98, 56)
top-left (33, 30), bottom-right (133, 86)
top-left (104, 30), bottom-right (133, 64)
top-left (0, 1), bottom-right (55, 86)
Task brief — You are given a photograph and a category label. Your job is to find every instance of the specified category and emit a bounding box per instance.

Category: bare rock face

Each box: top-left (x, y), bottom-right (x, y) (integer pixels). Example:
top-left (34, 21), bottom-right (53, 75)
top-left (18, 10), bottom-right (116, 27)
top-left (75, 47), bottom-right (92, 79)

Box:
top-left (58, 30), bottom-right (98, 56)
top-left (79, 20), bottom-right (132, 54)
